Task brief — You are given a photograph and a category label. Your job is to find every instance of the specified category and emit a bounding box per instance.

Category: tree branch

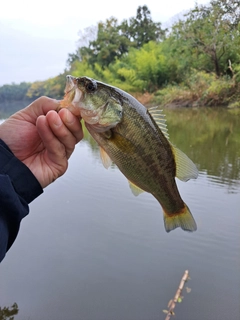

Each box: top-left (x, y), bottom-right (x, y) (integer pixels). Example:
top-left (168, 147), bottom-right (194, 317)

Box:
top-left (164, 270), bottom-right (190, 320)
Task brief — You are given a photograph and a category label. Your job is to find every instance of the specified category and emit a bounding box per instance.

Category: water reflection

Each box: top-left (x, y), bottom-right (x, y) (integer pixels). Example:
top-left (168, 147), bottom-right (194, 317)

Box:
top-left (82, 107), bottom-right (240, 192)
top-left (165, 107), bottom-right (240, 190)
top-left (0, 107), bottom-right (239, 320)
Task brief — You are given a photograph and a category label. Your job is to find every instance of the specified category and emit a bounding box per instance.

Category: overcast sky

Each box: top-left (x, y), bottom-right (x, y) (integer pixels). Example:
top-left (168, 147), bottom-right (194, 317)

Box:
top-left (0, 0), bottom-right (209, 86)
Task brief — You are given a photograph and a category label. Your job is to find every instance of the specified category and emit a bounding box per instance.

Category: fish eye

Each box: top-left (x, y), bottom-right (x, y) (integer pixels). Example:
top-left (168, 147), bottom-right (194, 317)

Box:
top-left (86, 81), bottom-right (97, 93)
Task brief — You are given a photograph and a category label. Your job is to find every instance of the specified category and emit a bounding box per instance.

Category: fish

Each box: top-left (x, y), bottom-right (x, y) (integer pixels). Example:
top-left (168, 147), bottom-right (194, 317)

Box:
top-left (59, 75), bottom-right (198, 232)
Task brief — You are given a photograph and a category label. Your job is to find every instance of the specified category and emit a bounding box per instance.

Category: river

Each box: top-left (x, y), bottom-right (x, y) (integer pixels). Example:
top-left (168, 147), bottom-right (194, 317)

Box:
top-left (0, 107), bottom-right (239, 320)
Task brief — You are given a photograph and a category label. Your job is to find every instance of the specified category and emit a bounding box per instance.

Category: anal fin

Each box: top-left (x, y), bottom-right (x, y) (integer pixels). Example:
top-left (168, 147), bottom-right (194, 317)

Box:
top-left (128, 180), bottom-right (145, 196)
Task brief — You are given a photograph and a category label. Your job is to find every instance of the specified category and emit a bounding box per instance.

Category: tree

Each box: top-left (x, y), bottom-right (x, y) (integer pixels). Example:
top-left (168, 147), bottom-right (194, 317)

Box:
top-left (170, 0), bottom-right (240, 76)
top-left (121, 41), bottom-right (169, 91)
top-left (71, 17), bottom-right (131, 68)
top-left (213, 0), bottom-right (240, 28)
top-left (88, 17), bottom-right (131, 67)
top-left (71, 5), bottom-right (166, 69)
top-left (0, 303), bottom-right (19, 320)
top-left (26, 81), bottom-right (47, 99)
top-left (66, 25), bottom-right (98, 67)
top-left (123, 5), bottom-right (166, 48)
top-left (26, 74), bottom-right (66, 100)
top-left (0, 82), bottom-right (31, 102)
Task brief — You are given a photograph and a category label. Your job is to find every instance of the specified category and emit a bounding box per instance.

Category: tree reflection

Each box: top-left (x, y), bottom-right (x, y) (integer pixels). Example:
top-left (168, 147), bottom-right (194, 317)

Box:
top-left (0, 303), bottom-right (19, 320)
top-left (165, 107), bottom-right (240, 191)
top-left (81, 107), bottom-right (240, 191)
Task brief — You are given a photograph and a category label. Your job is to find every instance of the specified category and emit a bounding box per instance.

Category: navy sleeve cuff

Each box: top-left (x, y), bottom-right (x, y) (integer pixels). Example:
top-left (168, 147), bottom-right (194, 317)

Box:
top-left (0, 139), bottom-right (43, 203)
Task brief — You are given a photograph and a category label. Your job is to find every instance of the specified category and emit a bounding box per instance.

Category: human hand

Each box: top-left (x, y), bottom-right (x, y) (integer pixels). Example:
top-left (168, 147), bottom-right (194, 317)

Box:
top-left (0, 96), bottom-right (83, 188)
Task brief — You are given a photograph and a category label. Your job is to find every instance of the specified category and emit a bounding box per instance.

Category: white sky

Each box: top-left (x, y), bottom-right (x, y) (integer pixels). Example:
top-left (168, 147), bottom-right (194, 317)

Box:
top-left (0, 0), bottom-right (209, 86)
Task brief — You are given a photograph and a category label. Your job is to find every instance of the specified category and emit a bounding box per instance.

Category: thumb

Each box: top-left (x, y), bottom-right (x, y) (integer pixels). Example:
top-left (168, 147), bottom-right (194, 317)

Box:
top-left (26, 96), bottom-right (61, 119)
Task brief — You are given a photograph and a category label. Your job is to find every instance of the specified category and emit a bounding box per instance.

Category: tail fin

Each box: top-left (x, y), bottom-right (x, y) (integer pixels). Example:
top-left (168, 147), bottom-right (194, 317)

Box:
top-left (163, 204), bottom-right (197, 233)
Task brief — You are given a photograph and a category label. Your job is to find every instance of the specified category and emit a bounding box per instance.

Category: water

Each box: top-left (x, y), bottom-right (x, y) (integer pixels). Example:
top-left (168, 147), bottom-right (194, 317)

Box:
top-left (0, 107), bottom-right (240, 320)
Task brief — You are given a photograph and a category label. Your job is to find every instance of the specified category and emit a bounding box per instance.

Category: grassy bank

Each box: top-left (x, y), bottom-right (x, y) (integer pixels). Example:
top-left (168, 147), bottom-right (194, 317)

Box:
top-left (151, 71), bottom-right (240, 109)
top-left (1, 70), bottom-right (240, 119)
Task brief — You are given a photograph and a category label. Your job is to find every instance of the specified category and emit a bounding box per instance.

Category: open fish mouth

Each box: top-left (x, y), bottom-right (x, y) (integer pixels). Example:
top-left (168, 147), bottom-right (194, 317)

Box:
top-left (59, 75), bottom-right (82, 115)
top-left (65, 75), bottom-right (77, 94)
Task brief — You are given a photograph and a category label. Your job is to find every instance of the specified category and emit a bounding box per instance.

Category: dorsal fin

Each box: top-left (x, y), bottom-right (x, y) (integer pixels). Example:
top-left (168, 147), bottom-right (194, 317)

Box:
top-left (148, 107), bottom-right (198, 181)
top-left (100, 147), bottom-right (112, 169)
top-left (148, 106), bottom-right (169, 139)
top-left (171, 145), bottom-right (198, 181)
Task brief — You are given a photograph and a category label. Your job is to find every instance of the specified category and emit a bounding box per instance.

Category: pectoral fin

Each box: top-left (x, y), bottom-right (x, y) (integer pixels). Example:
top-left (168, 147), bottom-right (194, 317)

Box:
top-left (171, 145), bottom-right (198, 181)
top-left (100, 147), bottom-right (112, 169)
top-left (148, 107), bottom-right (198, 181)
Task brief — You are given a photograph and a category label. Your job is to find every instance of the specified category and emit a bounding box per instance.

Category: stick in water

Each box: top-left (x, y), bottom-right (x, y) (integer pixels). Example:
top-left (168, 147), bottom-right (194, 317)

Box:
top-left (164, 270), bottom-right (190, 320)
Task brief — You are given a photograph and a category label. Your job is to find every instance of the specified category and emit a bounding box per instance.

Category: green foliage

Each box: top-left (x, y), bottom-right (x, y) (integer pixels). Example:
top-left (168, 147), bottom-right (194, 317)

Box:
top-left (0, 303), bottom-right (19, 320)
top-left (70, 60), bottom-right (98, 79)
top-left (117, 41), bottom-right (168, 92)
top-left (169, 0), bottom-right (240, 76)
top-left (0, 82), bottom-right (31, 102)
top-left (26, 81), bottom-right (47, 99)
top-left (26, 74), bottom-right (66, 100)
top-left (122, 5), bottom-right (166, 49)
top-left (0, 83), bottom-right (33, 117)
top-left (234, 64), bottom-right (240, 83)
top-left (44, 74), bottom-right (66, 99)
top-left (76, 5), bottom-right (165, 68)
top-left (154, 70), bottom-right (237, 107)
top-left (87, 17), bottom-right (131, 68)
top-left (1, 1), bottom-right (240, 112)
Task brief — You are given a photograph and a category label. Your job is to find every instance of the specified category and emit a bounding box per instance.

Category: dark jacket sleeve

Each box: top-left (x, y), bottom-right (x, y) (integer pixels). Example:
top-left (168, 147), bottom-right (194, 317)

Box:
top-left (0, 139), bottom-right (43, 262)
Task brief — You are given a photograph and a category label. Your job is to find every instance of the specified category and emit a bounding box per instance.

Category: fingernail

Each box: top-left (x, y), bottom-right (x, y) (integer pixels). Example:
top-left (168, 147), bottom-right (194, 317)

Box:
top-left (65, 109), bottom-right (74, 125)
top-left (53, 115), bottom-right (62, 127)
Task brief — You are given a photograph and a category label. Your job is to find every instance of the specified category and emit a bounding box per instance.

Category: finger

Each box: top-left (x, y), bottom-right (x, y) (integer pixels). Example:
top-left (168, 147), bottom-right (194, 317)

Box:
top-left (36, 115), bottom-right (68, 170)
top-left (45, 110), bottom-right (79, 159)
top-left (58, 108), bottom-right (83, 143)
top-left (25, 96), bottom-right (61, 120)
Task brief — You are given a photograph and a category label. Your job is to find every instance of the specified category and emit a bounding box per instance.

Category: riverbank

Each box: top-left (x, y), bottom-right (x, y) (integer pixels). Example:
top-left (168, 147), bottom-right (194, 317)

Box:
top-left (1, 70), bottom-right (240, 119)
top-left (149, 71), bottom-right (240, 109)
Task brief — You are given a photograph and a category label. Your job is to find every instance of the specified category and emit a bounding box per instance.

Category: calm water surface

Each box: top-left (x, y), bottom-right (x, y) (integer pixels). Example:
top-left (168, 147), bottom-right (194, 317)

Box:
top-left (0, 108), bottom-right (240, 320)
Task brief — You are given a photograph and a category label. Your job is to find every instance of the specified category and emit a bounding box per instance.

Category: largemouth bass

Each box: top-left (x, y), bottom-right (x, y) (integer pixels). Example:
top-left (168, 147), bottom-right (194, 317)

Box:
top-left (59, 76), bottom-right (198, 232)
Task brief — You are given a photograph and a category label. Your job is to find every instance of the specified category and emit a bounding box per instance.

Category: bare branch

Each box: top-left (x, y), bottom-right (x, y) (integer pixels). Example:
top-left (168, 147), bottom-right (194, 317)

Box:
top-left (164, 270), bottom-right (190, 320)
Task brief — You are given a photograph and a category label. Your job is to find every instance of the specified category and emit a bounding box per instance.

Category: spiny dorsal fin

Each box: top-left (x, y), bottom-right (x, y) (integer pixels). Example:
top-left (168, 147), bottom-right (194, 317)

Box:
top-left (171, 145), bottom-right (198, 181)
top-left (148, 106), bottom-right (169, 139)
top-left (148, 107), bottom-right (198, 181)
top-left (128, 180), bottom-right (145, 196)
top-left (100, 147), bottom-right (112, 169)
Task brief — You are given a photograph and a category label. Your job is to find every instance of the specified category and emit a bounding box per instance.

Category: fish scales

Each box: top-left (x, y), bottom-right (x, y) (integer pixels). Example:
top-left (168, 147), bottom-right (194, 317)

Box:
top-left (86, 100), bottom-right (184, 214)
top-left (59, 76), bottom-right (198, 232)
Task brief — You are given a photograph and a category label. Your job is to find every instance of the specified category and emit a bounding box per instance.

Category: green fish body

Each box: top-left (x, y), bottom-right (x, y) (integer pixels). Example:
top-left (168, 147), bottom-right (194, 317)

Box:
top-left (60, 76), bottom-right (198, 232)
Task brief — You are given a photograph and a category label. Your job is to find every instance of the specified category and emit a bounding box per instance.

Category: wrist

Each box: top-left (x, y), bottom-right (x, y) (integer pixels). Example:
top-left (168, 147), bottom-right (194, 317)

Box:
top-left (0, 139), bottom-right (43, 203)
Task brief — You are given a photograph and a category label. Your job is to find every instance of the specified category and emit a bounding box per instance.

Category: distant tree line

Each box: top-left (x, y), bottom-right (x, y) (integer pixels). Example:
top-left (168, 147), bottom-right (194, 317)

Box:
top-left (1, 0), bottom-right (240, 114)
top-left (0, 82), bottom-right (31, 102)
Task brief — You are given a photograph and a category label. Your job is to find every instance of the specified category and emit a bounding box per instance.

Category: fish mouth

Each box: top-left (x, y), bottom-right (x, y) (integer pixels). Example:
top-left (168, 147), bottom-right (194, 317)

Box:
top-left (65, 75), bottom-right (77, 94)
top-left (59, 75), bottom-right (82, 116)
top-left (65, 75), bottom-right (83, 106)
